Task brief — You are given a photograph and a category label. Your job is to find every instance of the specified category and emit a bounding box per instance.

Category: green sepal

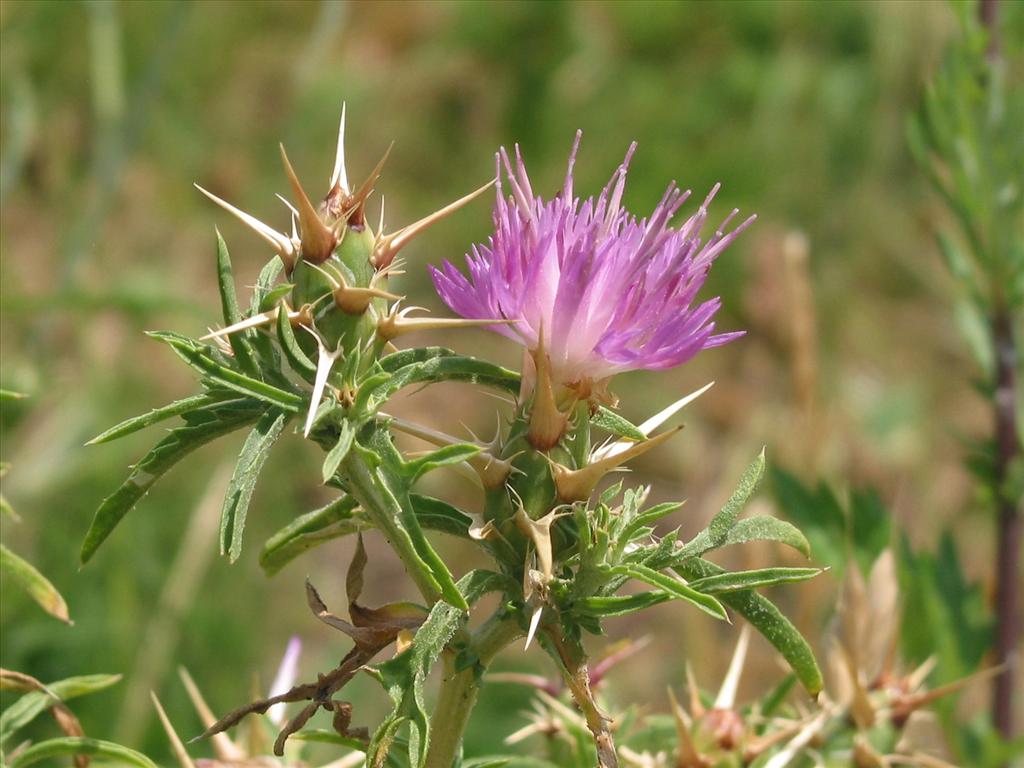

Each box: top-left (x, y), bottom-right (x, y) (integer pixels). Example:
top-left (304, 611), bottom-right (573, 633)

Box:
top-left (215, 230), bottom-right (259, 375)
top-left (81, 399), bottom-right (265, 564)
top-left (149, 332), bottom-right (302, 412)
top-left (220, 409), bottom-right (290, 562)
top-left (674, 557), bottom-right (823, 695)
top-left (591, 406), bottom-right (646, 441)
top-left (259, 496), bottom-right (364, 575)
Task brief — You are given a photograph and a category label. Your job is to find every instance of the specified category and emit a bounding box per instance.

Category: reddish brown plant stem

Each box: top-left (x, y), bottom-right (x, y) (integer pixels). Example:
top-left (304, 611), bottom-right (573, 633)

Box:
top-left (991, 308), bottom-right (1020, 741)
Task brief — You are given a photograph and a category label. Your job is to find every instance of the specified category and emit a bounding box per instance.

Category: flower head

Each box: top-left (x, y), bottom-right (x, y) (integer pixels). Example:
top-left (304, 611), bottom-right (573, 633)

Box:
top-left (431, 133), bottom-right (753, 391)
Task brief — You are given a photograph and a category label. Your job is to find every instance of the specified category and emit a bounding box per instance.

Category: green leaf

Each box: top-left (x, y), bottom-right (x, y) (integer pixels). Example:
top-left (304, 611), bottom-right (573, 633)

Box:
top-left (0, 674), bottom-right (121, 742)
top-left (260, 496), bottom-right (365, 575)
top-left (276, 305), bottom-right (317, 381)
top-left (8, 737), bottom-right (158, 768)
top-left (403, 444), bottom-right (481, 484)
top-left (85, 392), bottom-right (230, 445)
top-left (220, 409), bottom-right (289, 562)
top-left (720, 516), bottom-right (811, 558)
top-left (367, 571), bottom-right (507, 768)
top-left (674, 558), bottom-right (822, 695)
top-left (215, 230), bottom-right (259, 375)
top-left (409, 494), bottom-right (473, 539)
top-left (377, 346), bottom-right (458, 374)
top-left (362, 356), bottom-right (520, 413)
top-left (250, 255), bottom-right (284, 313)
top-left (258, 282), bottom-right (295, 313)
top-left (0, 389), bottom-right (28, 401)
top-left (709, 448), bottom-right (765, 542)
top-left (0, 545), bottom-right (70, 624)
top-left (81, 400), bottom-right (265, 563)
top-left (591, 406), bottom-right (645, 441)
top-left (288, 729), bottom-right (366, 750)
top-left (574, 591), bottom-right (671, 618)
top-left (612, 564), bottom-right (727, 621)
top-left (688, 567), bottom-right (822, 594)
top-left (149, 331), bottom-right (302, 411)
top-left (322, 421), bottom-right (356, 484)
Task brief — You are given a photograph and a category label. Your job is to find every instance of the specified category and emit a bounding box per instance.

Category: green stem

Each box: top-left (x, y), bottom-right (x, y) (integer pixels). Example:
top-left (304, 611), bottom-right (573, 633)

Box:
top-left (342, 452), bottom-right (442, 604)
top-left (423, 613), bottom-right (522, 768)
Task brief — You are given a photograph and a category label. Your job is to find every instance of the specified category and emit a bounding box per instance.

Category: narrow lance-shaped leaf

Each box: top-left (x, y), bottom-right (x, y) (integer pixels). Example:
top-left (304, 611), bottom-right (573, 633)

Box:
top-left (675, 557), bottom-right (823, 696)
top-left (612, 564), bottom-right (727, 621)
top-left (148, 332), bottom-right (302, 412)
top-left (591, 406), bottom-right (645, 441)
top-left (0, 674), bottom-right (121, 742)
top-left (85, 392), bottom-right (232, 445)
top-left (8, 738), bottom-right (159, 768)
top-left (688, 567), bottom-right (823, 595)
top-left (322, 421), bottom-right (356, 484)
top-left (215, 230), bottom-right (259, 375)
top-left (719, 516), bottom-right (811, 558)
top-left (220, 409), bottom-right (289, 562)
top-left (259, 496), bottom-right (364, 576)
top-left (276, 305), bottom-right (317, 381)
top-left (0, 545), bottom-right (71, 624)
top-left (81, 400), bottom-right (264, 564)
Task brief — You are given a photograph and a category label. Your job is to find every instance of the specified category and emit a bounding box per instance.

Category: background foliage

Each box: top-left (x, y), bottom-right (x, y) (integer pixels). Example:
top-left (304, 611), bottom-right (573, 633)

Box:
top-left (1, 0), bottom-right (1021, 762)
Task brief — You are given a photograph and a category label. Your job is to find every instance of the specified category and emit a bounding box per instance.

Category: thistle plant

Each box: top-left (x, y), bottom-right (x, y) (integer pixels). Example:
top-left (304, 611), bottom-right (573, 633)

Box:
top-left (83, 110), bottom-right (823, 768)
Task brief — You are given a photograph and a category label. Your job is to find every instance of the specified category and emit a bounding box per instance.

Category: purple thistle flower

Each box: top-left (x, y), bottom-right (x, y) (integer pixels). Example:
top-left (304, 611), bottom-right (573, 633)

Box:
top-left (430, 132), bottom-right (753, 390)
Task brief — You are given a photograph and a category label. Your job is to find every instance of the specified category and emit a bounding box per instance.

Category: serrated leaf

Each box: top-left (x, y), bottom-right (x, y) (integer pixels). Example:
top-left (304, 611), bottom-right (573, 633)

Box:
top-left (688, 566), bottom-right (822, 594)
top-left (591, 406), bottom-right (645, 441)
top-left (0, 674), bottom-right (121, 742)
top-left (260, 496), bottom-right (364, 575)
top-left (81, 400), bottom-right (264, 564)
top-left (720, 516), bottom-right (811, 558)
top-left (612, 564), bottom-right (727, 621)
top-left (220, 409), bottom-right (289, 562)
top-left (850, 488), bottom-right (892, 574)
top-left (771, 468), bottom-right (846, 572)
top-left (674, 558), bottom-right (822, 695)
top-left (149, 332), bottom-right (302, 411)
top-left (322, 421), bottom-right (356, 484)
top-left (0, 545), bottom-right (70, 624)
top-left (215, 230), bottom-right (259, 375)
top-left (8, 737), bottom-right (158, 768)
top-left (85, 392), bottom-right (231, 445)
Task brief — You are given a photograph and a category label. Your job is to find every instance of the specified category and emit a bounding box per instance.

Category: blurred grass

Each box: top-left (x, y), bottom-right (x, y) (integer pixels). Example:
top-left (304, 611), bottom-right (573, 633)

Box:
top-left (1, 0), bottom-right (1020, 759)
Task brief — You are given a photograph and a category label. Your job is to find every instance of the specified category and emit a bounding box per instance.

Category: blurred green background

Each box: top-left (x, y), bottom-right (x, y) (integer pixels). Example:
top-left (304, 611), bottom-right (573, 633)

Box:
top-left (1, 0), bottom-right (1019, 761)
